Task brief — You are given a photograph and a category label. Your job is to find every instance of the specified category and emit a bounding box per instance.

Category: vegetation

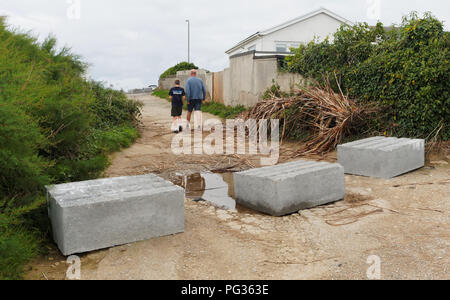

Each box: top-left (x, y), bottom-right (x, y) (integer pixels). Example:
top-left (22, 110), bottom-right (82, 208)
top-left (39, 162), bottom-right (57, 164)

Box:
top-left (285, 12), bottom-right (449, 141)
top-left (0, 17), bottom-right (142, 279)
top-left (262, 81), bottom-right (289, 100)
top-left (153, 89), bottom-right (246, 119)
top-left (247, 81), bottom-right (380, 155)
top-left (152, 89), bottom-right (171, 100)
top-left (202, 102), bottom-right (246, 119)
top-left (159, 62), bottom-right (198, 80)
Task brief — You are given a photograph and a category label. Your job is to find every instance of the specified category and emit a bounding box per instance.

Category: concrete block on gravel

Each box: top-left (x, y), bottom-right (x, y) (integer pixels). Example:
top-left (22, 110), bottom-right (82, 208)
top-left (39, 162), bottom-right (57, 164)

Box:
top-left (234, 161), bottom-right (346, 216)
top-left (46, 174), bottom-right (185, 256)
top-left (338, 137), bottom-right (425, 179)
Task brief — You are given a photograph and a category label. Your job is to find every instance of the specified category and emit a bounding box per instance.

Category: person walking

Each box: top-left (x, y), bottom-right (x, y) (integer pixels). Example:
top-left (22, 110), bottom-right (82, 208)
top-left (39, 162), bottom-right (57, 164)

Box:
top-left (185, 69), bottom-right (206, 130)
top-left (169, 79), bottom-right (185, 133)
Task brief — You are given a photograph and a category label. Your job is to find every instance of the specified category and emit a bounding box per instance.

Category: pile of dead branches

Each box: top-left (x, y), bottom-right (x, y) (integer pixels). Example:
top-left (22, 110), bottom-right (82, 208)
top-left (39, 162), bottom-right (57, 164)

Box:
top-left (242, 80), bottom-right (379, 155)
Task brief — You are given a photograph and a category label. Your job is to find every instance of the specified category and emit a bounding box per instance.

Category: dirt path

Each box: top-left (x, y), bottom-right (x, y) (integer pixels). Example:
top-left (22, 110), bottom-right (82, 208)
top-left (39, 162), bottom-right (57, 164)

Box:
top-left (26, 94), bottom-right (450, 280)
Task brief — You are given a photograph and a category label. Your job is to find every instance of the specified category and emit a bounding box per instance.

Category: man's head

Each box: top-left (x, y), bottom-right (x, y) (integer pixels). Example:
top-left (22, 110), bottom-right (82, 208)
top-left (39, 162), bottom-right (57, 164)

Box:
top-left (190, 69), bottom-right (197, 77)
top-left (174, 79), bottom-right (180, 86)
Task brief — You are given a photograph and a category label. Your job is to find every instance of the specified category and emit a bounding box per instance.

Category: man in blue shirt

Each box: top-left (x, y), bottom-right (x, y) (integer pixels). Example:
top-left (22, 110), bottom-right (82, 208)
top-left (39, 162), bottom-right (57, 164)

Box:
top-left (185, 69), bottom-right (206, 129)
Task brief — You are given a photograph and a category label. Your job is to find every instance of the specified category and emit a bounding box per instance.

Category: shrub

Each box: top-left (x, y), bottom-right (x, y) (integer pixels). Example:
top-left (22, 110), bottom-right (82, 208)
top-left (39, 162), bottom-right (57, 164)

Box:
top-left (262, 81), bottom-right (290, 100)
top-left (0, 197), bottom-right (47, 280)
top-left (89, 81), bottom-right (143, 128)
top-left (286, 12), bottom-right (449, 140)
top-left (0, 17), bottom-right (143, 187)
top-left (160, 62), bottom-right (198, 79)
top-left (0, 219), bottom-right (40, 280)
top-left (0, 105), bottom-right (49, 199)
top-left (0, 16), bottom-right (142, 278)
top-left (152, 89), bottom-right (171, 100)
top-left (202, 102), bottom-right (247, 119)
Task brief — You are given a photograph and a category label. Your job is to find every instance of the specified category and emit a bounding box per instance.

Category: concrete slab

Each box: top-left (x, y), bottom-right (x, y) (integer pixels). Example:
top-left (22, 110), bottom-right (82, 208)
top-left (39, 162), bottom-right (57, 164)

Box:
top-left (338, 137), bottom-right (425, 179)
top-left (46, 174), bottom-right (185, 256)
top-left (234, 161), bottom-right (346, 216)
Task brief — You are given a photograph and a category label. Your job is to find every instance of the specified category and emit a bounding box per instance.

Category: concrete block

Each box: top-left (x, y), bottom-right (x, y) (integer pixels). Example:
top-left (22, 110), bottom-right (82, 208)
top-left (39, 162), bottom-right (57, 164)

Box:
top-left (46, 174), bottom-right (185, 256)
top-left (234, 161), bottom-right (346, 216)
top-left (338, 137), bottom-right (425, 179)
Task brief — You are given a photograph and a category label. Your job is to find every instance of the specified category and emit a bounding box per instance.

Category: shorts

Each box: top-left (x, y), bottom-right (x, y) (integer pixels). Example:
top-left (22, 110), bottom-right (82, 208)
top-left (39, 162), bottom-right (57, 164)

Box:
top-left (171, 105), bottom-right (183, 117)
top-left (187, 99), bottom-right (203, 112)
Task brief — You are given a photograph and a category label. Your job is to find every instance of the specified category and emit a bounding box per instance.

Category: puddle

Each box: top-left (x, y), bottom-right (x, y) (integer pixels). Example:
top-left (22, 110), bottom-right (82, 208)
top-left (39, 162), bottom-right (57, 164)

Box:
top-left (172, 173), bottom-right (237, 210)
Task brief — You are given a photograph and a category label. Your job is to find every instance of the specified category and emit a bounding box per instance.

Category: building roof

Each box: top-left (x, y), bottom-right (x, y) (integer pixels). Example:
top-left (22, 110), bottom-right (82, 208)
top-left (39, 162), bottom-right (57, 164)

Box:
top-left (225, 7), bottom-right (353, 54)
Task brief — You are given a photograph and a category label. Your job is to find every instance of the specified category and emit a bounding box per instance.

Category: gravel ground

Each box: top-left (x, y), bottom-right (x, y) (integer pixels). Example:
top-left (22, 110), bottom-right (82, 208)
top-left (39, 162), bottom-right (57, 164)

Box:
top-left (26, 95), bottom-right (450, 280)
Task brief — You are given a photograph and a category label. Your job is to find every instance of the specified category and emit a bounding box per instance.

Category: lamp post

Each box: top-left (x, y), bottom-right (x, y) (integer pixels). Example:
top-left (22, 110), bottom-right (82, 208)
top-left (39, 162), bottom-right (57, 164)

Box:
top-left (186, 19), bottom-right (190, 63)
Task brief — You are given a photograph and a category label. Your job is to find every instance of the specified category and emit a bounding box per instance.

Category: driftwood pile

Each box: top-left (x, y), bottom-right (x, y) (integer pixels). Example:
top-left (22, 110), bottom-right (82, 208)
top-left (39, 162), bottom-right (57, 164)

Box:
top-left (242, 80), bottom-right (379, 155)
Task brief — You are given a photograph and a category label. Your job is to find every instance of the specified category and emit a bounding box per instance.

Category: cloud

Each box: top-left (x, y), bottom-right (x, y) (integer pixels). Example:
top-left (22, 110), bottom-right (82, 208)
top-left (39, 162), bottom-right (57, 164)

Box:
top-left (1, 0), bottom-right (449, 91)
top-left (118, 29), bottom-right (142, 41)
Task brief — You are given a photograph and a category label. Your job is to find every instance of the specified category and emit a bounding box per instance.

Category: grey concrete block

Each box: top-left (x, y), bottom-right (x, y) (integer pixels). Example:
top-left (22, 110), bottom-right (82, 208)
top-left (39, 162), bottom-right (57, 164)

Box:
top-left (234, 161), bottom-right (346, 216)
top-left (338, 137), bottom-right (425, 179)
top-left (46, 174), bottom-right (185, 256)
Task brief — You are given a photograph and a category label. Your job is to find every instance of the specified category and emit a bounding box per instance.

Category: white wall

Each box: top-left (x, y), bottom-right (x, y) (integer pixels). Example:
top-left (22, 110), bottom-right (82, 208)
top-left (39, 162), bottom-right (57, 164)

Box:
top-left (261, 12), bottom-right (342, 50)
top-left (227, 38), bottom-right (263, 57)
top-left (222, 52), bottom-right (305, 107)
top-left (227, 12), bottom-right (343, 56)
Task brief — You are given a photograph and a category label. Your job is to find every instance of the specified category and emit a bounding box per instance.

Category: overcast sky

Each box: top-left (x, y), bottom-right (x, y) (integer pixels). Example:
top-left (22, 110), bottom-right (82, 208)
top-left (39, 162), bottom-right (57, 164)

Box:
top-left (1, 0), bottom-right (448, 90)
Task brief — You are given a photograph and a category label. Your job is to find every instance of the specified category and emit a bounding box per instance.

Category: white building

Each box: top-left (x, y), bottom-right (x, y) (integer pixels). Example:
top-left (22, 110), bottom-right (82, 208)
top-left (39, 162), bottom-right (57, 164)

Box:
top-left (225, 8), bottom-right (353, 57)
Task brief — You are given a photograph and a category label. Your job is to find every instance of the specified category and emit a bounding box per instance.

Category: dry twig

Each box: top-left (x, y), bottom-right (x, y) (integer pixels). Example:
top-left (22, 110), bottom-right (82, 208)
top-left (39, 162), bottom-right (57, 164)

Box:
top-left (242, 79), bottom-right (379, 155)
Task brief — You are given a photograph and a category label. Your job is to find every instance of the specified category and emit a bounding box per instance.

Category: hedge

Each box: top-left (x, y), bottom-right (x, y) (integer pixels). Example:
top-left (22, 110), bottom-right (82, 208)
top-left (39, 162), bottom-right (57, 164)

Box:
top-left (286, 12), bottom-right (449, 140)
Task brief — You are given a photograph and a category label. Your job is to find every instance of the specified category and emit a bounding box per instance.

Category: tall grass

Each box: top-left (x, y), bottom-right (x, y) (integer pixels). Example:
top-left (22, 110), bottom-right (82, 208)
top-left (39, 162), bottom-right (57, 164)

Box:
top-left (202, 102), bottom-right (246, 119)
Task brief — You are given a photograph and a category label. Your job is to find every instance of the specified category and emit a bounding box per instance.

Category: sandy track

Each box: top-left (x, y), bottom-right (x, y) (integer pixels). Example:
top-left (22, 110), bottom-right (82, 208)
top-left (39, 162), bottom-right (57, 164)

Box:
top-left (26, 94), bottom-right (450, 280)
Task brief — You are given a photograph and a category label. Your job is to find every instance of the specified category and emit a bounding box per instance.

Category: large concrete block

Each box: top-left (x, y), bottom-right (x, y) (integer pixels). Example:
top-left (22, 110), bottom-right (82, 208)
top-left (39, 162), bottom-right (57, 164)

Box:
top-left (46, 174), bottom-right (185, 256)
top-left (338, 137), bottom-right (425, 179)
top-left (234, 161), bottom-right (346, 216)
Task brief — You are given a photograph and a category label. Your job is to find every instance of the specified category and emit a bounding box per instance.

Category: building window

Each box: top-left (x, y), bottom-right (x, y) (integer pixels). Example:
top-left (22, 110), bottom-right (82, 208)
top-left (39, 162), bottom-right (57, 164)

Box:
top-left (248, 45), bottom-right (256, 51)
top-left (290, 43), bottom-right (300, 49)
top-left (276, 43), bottom-right (287, 52)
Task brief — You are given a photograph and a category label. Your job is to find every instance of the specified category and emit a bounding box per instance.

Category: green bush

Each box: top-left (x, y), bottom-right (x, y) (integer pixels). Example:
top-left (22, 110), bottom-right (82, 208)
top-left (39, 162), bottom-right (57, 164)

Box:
top-left (286, 12), bottom-right (449, 140)
top-left (90, 81), bottom-right (143, 128)
top-left (152, 89), bottom-right (171, 100)
top-left (0, 17), bottom-right (142, 279)
top-left (0, 105), bottom-right (50, 198)
top-left (262, 81), bottom-right (290, 100)
top-left (202, 102), bottom-right (246, 119)
top-left (0, 219), bottom-right (40, 280)
top-left (0, 17), bottom-right (143, 189)
top-left (0, 196), bottom-right (47, 280)
top-left (160, 62), bottom-right (198, 79)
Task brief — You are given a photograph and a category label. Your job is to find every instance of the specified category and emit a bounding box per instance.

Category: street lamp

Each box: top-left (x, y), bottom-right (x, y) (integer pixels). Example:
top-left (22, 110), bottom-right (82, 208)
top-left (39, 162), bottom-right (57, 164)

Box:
top-left (186, 19), bottom-right (190, 63)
